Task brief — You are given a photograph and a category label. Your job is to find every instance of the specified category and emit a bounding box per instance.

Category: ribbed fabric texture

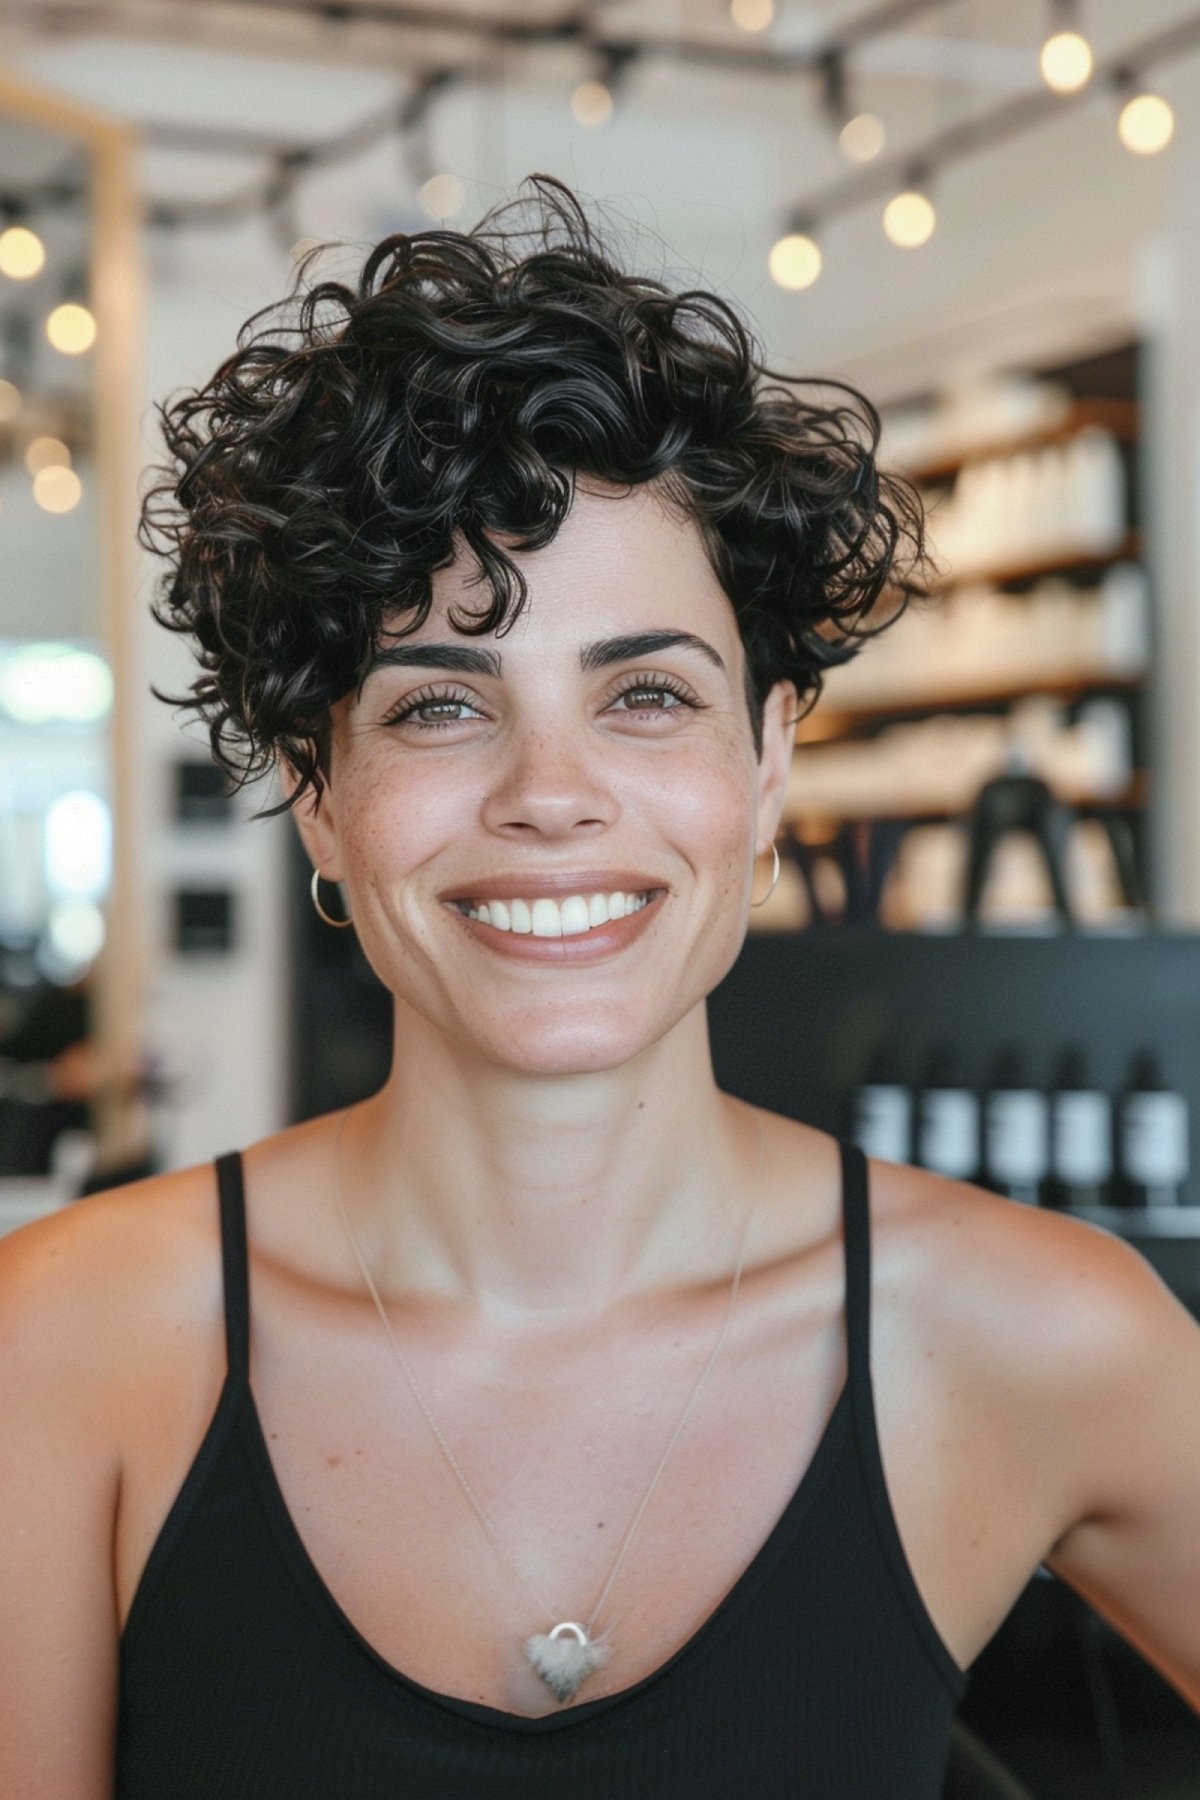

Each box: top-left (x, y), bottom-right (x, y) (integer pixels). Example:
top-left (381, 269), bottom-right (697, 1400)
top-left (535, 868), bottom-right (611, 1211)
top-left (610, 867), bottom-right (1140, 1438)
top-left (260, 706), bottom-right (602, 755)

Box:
top-left (115, 1139), bottom-right (966, 1797)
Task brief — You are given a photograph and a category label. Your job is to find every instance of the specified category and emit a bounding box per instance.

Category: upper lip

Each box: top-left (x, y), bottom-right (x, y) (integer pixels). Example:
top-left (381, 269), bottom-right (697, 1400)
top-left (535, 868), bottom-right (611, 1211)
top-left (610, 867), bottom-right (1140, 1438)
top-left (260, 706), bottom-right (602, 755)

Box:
top-left (439, 870), bottom-right (669, 904)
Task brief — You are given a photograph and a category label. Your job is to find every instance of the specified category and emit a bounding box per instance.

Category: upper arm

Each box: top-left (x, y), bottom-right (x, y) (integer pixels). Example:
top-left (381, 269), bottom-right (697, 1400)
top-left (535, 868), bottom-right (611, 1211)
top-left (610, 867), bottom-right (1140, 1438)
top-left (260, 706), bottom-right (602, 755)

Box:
top-left (0, 1204), bottom-right (126, 1799)
top-left (1017, 1214), bottom-right (1200, 1711)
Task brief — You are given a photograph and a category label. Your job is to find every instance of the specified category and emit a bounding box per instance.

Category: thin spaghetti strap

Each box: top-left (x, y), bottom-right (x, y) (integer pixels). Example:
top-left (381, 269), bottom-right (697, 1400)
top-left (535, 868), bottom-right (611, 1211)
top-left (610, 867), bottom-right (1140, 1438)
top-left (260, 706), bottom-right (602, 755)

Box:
top-left (214, 1150), bottom-right (251, 1386)
top-left (837, 1138), bottom-right (872, 1401)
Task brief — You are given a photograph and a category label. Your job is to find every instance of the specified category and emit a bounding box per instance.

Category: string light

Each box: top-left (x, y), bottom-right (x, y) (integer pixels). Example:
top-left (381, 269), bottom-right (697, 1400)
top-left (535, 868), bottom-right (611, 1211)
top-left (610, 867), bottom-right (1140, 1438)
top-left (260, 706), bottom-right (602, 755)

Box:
top-left (768, 231), bottom-right (822, 290)
top-left (1040, 2), bottom-right (1093, 94)
top-left (839, 113), bottom-right (885, 163)
top-left (0, 224), bottom-right (45, 280)
top-left (1117, 86), bottom-right (1175, 155)
top-left (24, 436), bottom-right (70, 475)
top-left (0, 378), bottom-right (20, 423)
top-left (883, 184), bottom-right (936, 248)
top-left (33, 464), bottom-right (82, 512)
top-left (730, 0), bottom-right (774, 31)
top-left (45, 302), bottom-right (97, 355)
top-left (571, 79), bottom-right (614, 127)
top-left (417, 172), bottom-right (465, 218)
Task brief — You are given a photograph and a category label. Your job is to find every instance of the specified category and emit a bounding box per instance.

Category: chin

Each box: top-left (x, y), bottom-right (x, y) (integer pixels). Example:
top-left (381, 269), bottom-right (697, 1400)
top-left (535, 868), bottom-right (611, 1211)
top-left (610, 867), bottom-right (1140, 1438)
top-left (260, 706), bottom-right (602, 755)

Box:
top-left (470, 1000), bottom-right (681, 1079)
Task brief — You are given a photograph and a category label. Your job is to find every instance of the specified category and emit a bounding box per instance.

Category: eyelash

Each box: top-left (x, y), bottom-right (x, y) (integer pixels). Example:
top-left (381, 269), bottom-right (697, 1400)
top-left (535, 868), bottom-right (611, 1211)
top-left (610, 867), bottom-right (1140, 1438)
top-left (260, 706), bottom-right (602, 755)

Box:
top-left (380, 673), bottom-right (703, 731)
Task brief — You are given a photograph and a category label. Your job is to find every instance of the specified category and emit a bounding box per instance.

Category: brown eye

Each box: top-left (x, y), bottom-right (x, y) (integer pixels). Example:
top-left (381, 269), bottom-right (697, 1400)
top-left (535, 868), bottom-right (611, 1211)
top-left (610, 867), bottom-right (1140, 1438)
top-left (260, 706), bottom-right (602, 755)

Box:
top-left (619, 686), bottom-right (677, 709)
top-left (381, 686), bottom-right (483, 729)
top-left (607, 673), bottom-right (699, 715)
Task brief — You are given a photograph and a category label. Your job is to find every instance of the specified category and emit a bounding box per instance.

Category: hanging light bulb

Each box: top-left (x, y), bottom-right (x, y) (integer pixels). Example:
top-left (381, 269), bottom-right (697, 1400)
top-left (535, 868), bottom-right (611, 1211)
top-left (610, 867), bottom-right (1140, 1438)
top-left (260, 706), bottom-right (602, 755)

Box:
top-left (730, 0), bottom-right (774, 31)
top-left (46, 302), bottom-right (97, 355)
top-left (1040, 2), bottom-right (1092, 94)
top-left (24, 436), bottom-right (71, 475)
top-left (571, 79), bottom-right (613, 127)
top-left (883, 178), bottom-right (936, 249)
top-left (32, 464), bottom-right (82, 513)
top-left (417, 172), bottom-right (465, 218)
top-left (839, 113), bottom-right (885, 163)
top-left (0, 224), bottom-right (46, 280)
top-left (1117, 84), bottom-right (1175, 156)
top-left (769, 231), bottom-right (822, 290)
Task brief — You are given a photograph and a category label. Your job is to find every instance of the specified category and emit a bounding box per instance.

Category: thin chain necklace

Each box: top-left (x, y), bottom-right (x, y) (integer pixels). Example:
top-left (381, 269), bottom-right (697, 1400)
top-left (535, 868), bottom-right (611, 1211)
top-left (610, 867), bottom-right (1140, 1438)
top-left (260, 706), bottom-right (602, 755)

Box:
top-left (331, 1102), bottom-right (764, 1705)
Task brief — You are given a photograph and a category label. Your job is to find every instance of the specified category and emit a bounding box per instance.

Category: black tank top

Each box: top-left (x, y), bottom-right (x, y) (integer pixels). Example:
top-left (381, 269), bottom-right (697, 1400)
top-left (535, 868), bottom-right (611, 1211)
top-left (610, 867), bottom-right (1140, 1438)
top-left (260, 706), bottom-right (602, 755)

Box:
top-left (116, 1139), bottom-right (967, 1796)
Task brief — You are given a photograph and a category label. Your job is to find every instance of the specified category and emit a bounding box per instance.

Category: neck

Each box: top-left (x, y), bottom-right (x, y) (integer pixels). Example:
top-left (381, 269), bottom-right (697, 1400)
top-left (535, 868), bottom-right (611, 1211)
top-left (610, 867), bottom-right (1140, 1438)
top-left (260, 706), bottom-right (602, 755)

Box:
top-left (339, 1002), bottom-right (755, 1326)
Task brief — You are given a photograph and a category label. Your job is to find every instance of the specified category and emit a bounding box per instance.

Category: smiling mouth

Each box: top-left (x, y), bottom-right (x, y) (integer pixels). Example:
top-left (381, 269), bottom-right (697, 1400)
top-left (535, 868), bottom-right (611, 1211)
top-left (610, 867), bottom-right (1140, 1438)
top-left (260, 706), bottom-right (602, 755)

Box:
top-left (450, 888), bottom-right (665, 938)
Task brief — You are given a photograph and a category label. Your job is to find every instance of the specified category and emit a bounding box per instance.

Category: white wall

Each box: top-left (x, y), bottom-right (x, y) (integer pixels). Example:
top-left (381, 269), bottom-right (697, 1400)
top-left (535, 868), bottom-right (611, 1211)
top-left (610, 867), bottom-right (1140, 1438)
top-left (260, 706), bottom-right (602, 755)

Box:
top-left (134, 221), bottom-right (294, 1169)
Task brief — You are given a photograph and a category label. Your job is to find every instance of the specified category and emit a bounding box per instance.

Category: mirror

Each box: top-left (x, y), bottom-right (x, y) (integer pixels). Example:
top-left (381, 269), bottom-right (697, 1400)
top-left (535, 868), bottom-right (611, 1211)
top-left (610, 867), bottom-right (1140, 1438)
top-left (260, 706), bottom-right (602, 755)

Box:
top-left (0, 68), bottom-right (141, 1185)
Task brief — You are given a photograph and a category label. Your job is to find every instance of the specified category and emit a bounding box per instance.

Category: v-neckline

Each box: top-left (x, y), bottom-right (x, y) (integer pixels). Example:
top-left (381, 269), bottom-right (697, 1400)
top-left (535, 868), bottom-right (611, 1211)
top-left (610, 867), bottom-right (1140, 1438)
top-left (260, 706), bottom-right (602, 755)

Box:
top-left (239, 1373), bottom-right (855, 1734)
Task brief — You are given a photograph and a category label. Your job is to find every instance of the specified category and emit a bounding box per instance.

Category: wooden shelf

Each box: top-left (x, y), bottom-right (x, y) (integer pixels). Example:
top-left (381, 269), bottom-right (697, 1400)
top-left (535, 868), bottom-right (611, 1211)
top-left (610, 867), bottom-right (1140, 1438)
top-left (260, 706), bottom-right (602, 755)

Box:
top-left (901, 398), bottom-right (1139, 486)
top-left (796, 671), bottom-right (1146, 742)
top-left (785, 772), bottom-right (1149, 826)
top-left (928, 531), bottom-right (1140, 594)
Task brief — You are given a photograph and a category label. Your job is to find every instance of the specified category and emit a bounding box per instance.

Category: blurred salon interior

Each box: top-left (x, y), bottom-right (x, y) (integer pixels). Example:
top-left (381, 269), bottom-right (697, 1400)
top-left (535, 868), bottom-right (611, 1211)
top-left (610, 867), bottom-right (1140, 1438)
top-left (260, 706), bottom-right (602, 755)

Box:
top-left (2, 1), bottom-right (1200, 1793)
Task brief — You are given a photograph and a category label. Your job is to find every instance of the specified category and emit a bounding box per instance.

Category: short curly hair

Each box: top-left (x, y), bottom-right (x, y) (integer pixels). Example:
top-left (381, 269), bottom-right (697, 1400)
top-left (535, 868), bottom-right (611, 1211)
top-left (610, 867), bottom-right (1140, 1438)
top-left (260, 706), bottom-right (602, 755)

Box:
top-left (142, 173), bottom-right (929, 816)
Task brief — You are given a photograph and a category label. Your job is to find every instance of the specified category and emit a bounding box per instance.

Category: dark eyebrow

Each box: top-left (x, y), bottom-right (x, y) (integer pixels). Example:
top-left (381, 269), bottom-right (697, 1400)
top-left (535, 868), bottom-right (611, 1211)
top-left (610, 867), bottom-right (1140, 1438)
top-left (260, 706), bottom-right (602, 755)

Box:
top-left (362, 629), bottom-right (726, 684)
top-left (364, 642), bottom-right (503, 679)
top-left (579, 631), bottom-right (727, 674)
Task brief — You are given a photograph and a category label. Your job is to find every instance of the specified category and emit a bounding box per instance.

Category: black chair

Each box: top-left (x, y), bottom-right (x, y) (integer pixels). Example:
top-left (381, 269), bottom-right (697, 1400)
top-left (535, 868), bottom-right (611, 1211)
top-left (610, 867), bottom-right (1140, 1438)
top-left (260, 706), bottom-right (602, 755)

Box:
top-left (943, 1719), bottom-right (1037, 1799)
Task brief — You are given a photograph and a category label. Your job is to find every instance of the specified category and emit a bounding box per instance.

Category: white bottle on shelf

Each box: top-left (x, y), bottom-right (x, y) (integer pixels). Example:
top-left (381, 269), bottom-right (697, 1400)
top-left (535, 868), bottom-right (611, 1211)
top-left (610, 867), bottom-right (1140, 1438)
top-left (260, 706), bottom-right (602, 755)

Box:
top-left (1068, 427), bottom-right (1125, 553)
top-left (1096, 563), bottom-right (1150, 674)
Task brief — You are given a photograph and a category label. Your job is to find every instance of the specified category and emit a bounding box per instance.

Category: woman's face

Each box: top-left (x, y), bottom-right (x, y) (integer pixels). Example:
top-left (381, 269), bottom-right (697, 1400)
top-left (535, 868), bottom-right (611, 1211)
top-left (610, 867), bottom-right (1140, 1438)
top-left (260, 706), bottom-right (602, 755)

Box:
top-left (293, 481), bottom-right (796, 1077)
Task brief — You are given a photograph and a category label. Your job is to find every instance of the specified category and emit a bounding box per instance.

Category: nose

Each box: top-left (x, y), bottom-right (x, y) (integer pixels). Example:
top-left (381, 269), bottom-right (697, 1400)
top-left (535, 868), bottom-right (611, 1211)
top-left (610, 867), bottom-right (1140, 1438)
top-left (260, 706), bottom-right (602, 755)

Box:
top-left (480, 718), bottom-right (618, 839)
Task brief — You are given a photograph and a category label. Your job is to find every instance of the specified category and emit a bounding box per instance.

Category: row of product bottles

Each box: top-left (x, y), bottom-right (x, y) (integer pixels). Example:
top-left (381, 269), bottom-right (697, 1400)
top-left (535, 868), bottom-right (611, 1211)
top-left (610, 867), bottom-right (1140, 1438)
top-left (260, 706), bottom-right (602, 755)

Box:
top-left (924, 426), bottom-right (1127, 576)
top-left (851, 1043), bottom-right (1191, 1209)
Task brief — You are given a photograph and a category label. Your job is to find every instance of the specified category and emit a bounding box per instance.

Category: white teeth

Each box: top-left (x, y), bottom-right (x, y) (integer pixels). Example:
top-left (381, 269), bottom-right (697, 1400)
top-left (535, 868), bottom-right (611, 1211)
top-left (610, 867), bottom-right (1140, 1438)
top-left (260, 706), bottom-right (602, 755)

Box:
top-left (457, 889), bottom-right (657, 935)
top-left (559, 896), bottom-right (591, 936)
top-left (531, 898), bottom-right (562, 938)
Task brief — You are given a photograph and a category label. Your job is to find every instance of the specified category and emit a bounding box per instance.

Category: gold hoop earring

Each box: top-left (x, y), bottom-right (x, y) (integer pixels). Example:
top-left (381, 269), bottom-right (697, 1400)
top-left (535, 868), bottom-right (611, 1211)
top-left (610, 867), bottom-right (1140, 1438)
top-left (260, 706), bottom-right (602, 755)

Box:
top-left (750, 840), bottom-right (782, 909)
top-left (311, 866), bottom-right (353, 928)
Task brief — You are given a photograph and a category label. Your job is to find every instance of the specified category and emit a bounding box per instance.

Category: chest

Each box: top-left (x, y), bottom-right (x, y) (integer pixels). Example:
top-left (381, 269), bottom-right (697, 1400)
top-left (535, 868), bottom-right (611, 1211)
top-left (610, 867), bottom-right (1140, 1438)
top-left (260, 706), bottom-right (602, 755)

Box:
top-left (114, 1228), bottom-right (1043, 1718)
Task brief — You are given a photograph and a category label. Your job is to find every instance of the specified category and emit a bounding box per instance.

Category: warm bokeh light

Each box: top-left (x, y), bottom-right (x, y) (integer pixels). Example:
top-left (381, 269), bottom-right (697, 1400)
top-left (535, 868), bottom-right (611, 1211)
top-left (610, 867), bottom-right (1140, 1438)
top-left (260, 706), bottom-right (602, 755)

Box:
top-left (768, 232), bottom-right (823, 290)
top-left (24, 435), bottom-right (71, 475)
top-left (571, 79), bottom-right (614, 127)
top-left (0, 378), bottom-right (20, 423)
top-left (839, 113), bottom-right (885, 163)
top-left (46, 302), bottom-right (97, 354)
top-left (730, 0), bottom-right (774, 30)
top-left (1040, 30), bottom-right (1093, 94)
top-left (883, 189), bottom-right (936, 248)
top-left (32, 464), bottom-right (83, 513)
top-left (417, 172), bottom-right (465, 219)
top-left (1118, 91), bottom-right (1175, 156)
top-left (0, 225), bottom-right (46, 280)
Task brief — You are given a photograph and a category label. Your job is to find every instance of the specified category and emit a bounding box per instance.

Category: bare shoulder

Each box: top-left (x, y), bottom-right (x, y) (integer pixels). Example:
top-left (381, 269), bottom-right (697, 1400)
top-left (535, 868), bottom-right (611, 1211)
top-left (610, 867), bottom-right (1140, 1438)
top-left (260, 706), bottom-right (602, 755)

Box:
top-left (0, 1162), bottom-right (223, 1432)
top-left (865, 1152), bottom-right (1178, 1378)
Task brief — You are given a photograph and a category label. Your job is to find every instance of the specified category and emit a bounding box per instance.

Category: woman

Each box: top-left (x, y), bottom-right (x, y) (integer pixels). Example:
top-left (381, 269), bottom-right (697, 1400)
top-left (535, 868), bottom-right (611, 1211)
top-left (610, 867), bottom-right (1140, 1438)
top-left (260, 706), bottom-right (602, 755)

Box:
top-left (2, 176), bottom-right (1198, 1798)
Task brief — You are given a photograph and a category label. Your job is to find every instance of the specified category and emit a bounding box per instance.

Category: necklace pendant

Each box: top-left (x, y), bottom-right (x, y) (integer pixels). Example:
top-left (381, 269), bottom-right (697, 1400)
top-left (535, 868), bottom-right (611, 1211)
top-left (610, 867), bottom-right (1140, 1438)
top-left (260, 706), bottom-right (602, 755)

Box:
top-left (524, 1620), bottom-right (611, 1703)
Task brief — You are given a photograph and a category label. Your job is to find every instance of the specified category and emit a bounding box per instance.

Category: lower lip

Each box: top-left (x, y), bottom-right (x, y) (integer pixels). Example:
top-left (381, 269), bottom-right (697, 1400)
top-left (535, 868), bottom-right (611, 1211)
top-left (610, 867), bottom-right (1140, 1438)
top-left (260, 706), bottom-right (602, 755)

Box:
top-left (444, 892), bottom-right (666, 962)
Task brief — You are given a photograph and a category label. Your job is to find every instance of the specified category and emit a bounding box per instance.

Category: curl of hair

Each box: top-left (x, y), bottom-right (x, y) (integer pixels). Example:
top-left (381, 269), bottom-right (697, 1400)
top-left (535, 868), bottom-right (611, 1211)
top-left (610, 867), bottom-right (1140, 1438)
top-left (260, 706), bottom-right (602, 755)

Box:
top-left (141, 174), bottom-right (931, 816)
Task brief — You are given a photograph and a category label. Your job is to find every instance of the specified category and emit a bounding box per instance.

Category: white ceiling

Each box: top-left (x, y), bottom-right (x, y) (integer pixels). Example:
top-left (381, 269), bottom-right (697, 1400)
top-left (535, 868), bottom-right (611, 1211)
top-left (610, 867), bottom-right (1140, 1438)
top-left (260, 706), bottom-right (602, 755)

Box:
top-left (3, 0), bottom-right (1200, 398)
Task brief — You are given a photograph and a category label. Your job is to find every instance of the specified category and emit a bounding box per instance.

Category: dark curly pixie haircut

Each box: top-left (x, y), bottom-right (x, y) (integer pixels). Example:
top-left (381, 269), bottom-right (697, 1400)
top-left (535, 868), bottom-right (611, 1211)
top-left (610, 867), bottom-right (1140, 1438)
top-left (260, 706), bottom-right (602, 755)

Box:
top-left (142, 173), bottom-right (930, 817)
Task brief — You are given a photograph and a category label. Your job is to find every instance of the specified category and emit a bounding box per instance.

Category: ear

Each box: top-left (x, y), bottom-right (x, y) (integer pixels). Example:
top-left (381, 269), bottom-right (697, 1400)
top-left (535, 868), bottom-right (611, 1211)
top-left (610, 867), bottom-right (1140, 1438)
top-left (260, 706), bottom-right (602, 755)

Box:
top-left (754, 679), bottom-right (797, 856)
top-left (278, 755), bottom-right (345, 883)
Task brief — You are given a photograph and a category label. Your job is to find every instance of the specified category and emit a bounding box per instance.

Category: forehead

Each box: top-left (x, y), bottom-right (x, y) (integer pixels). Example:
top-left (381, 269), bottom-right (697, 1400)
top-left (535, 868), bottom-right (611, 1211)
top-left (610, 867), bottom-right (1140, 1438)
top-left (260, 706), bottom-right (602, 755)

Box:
top-left (418, 479), bottom-right (738, 648)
